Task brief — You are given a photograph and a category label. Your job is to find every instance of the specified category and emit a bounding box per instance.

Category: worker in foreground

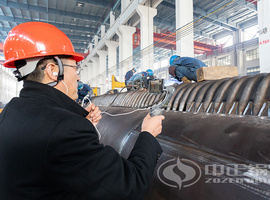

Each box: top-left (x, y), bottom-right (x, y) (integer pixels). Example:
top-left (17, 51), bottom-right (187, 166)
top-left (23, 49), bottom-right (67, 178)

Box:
top-left (168, 55), bottom-right (207, 83)
top-left (0, 22), bottom-right (165, 200)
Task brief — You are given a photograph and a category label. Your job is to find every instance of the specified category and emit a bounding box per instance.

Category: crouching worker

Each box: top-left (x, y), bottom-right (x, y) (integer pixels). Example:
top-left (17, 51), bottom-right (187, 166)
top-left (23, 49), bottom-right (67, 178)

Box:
top-left (168, 55), bottom-right (207, 83)
top-left (0, 22), bottom-right (165, 200)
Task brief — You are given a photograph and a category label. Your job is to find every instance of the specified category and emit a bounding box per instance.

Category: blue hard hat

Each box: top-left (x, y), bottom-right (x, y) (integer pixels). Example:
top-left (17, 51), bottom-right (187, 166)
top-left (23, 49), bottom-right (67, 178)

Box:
top-left (146, 69), bottom-right (154, 76)
top-left (77, 81), bottom-right (83, 90)
top-left (170, 55), bottom-right (179, 66)
top-left (132, 68), bottom-right (136, 73)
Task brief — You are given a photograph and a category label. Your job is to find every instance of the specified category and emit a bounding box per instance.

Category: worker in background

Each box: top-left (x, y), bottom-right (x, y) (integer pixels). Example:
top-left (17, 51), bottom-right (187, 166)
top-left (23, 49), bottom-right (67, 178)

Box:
top-left (125, 68), bottom-right (136, 91)
top-left (168, 55), bottom-right (207, 83)
top-left (77, 80), bottom-right (93, 104)
top-left (126, 71), bottom-right (148, 85)
top-left (143, 69), bottom-right (155, 89)
top-left (0, 22), bottom-right (165, 200)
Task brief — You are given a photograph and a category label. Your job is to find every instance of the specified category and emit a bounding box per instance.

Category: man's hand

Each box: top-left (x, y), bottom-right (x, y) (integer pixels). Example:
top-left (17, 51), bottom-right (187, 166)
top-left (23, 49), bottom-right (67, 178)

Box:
top-left (85, 103), bottom-right (102, 126)
top-left (141, 113), bottom-right (165, 137)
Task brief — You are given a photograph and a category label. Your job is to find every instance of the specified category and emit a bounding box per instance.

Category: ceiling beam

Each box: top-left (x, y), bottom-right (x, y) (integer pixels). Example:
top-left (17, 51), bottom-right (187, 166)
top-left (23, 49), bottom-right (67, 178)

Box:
top-left (160, 1), bottom-right (238, 31)
top-left (0, 15), bottom-right (97, 34)
top-left (239, 16), bottom-right (258, 29)
top-left (0, 0), bottom-right (104, 23)
top-left (193, 13), bottom-right (236, 31)
top-left (213, 30), bottom-right (232, 40)
top-left (75, 0), bottom-right (109, 8)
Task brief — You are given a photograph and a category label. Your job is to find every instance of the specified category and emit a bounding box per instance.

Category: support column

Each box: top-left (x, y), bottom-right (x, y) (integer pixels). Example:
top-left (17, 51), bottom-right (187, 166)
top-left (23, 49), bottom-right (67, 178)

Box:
top-left (90, 57), bottom-right (99, 88)
top-left (80, 65), bottom-right (88, 83)
top-left (83, 62), bottom-right (93, 84)
top-left (117, 25), bottom-right (136, 82)
top-left (258, 0), bottom-right (270, 73)
top-left (106, 40), bottom-right (119, 89)
top-left (94, 35), bottom-right (99, 47)
top-left (176, 0), bottom-right (194, 57)
top-left (97, 50), bottom-right (108, 94)
top-left (110, 11), bottom-right (115, 27)
top-left (136, 4), bottom-right (157, 71)
top-left (101, 25), bottom-right (106, 38)
top-left (233, 30), bottom-right (243, 75)
top-left (121, 0), bottom-right (130, 13)
top-left (88, 43), bottom-right (93, 53)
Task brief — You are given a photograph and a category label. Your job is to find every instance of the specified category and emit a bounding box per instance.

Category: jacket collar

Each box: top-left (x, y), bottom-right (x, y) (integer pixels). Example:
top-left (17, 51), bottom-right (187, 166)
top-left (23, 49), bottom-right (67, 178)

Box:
top-left (20, 81), bottom-right (89, 117)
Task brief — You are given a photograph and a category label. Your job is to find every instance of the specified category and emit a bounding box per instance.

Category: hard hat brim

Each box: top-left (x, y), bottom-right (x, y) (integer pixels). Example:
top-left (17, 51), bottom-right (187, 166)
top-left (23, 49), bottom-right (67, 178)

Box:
top-left (3, 52), bottom-right (84, 68)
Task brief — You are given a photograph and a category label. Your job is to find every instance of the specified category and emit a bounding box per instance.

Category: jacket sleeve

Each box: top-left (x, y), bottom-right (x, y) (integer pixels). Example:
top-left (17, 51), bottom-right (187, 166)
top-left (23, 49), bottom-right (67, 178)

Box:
top-left (46, 115), bottom-right (162, 200)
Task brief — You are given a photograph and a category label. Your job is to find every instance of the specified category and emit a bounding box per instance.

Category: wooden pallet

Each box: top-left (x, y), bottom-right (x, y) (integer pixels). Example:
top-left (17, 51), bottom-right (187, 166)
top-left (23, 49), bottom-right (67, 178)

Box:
top-left (197, 66), bottom-right (238, 82)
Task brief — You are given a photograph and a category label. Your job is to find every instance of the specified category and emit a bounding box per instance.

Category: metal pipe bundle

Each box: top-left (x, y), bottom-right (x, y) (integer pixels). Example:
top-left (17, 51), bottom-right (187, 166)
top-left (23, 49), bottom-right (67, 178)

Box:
top-left (92, 74), bottom-right (270, 200)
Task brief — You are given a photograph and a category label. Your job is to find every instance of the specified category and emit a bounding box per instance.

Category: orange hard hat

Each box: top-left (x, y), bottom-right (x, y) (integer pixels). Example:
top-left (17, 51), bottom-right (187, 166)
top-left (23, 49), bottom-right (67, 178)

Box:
top-left (3, 22), bottom-right (84, 68)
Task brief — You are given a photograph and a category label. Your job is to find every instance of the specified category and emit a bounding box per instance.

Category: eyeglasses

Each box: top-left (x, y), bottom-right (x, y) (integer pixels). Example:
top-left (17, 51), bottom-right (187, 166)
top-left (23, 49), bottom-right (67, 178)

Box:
top-left (64, 64), bottom-right (82, 75)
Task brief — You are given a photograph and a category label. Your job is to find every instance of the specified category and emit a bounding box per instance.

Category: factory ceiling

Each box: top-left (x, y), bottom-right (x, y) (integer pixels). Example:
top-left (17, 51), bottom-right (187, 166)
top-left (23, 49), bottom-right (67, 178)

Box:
top-left (0, 0), bottom-right (258, 53)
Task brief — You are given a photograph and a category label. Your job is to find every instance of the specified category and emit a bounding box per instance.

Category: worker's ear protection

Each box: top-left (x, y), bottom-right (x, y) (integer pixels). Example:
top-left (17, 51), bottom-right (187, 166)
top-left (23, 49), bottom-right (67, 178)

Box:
top-left (47, 56), bottom-right (64, 87)
top-left (53, 56), bottom-right (64, 82)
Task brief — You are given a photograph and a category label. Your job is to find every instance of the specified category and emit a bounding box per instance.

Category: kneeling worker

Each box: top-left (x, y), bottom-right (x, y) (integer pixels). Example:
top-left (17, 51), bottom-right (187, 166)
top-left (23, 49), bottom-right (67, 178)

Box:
top-left (168, 55), bottom-right (207, 83)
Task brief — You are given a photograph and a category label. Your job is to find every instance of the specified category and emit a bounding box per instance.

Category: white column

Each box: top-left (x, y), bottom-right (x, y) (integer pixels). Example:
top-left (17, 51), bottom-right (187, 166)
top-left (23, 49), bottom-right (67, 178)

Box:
top-left (176, 0), bottom-right (194, 57)
top-left (233, 30), bottom-right (243, 75)
top-left (97, 50), bottom-right (108, 94)
top-left (101, 25), bottom-right (106, 38)
top-left (258, 0), bottom-right (270, 73)
top-left (90, 57), bottom-right (99, 87)
top-left (106, 40), bottom-right (119, 89)
top-left (110, 11), bottom-right (115, 27)
top-left (121, 0), bottom-right (130, 13)
top-left (88, 62), bottom-right (93, 81)
top-left (88, 43), bottom-right (93, 53)
top-left (136, 4), bottom-right (157, 71)
top-left (117, 25), bottom-right (136, 82)
top-left (83, 62), bottom-right (93, 84)
top-left (80, 65), bottom-right (88, 83)
top-left (94, 35), bottom-right (99, 47)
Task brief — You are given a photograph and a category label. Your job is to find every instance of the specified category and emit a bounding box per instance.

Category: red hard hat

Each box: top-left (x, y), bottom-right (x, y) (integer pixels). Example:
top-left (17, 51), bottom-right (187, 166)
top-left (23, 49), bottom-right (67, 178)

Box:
top-left (3, 22), bottom-right (84, 68)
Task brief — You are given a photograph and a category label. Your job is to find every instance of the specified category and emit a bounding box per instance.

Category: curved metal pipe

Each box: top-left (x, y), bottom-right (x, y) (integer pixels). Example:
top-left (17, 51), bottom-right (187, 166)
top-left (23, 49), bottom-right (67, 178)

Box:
top-left (213, 76), bottom-right (239, 113)
top-left (193, 81), bottom-right (215, 112)
top-left (178, 83), bottom-right (198, 111)
top-left (135, 91), bottom-right (148, 107)
top-left (185, 81), bottom-right (210, 112)
top-left (131, 91), bottom-right (145, 107)
top-left (203, 78), bottom-right (228, 112)
top-left (167, 84), bottom-right (186, 110)
top-left (253, 73), bottom-right (270, 115)
top-left (172, 84), bottom-right (191, 111)
top-left (123, 91), bottom-right (137, 107)
top-left (128, 91), bottom-right (144, 107)
top-left (238, 73), bottom-right (266, 115)
top-left (141, 93), bottom-right (152, 108)
top-left (224, 76), bottom-right (252, 114)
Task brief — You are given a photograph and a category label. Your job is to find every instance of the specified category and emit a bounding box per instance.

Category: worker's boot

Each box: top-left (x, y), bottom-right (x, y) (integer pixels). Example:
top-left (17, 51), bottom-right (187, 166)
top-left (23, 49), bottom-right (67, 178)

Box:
top-left (181, 76), bottom-right (191, 83)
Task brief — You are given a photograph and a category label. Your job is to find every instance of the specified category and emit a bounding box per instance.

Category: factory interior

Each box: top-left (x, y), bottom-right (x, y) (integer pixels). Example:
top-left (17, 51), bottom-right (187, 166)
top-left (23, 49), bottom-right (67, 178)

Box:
top-left (0, 0), bottom-right (270, 199)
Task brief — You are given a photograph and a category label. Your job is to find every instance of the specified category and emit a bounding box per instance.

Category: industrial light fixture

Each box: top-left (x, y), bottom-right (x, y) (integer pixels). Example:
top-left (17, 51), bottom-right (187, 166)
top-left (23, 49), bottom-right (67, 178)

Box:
top-left (76, 2), bottom-right (85, 8)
